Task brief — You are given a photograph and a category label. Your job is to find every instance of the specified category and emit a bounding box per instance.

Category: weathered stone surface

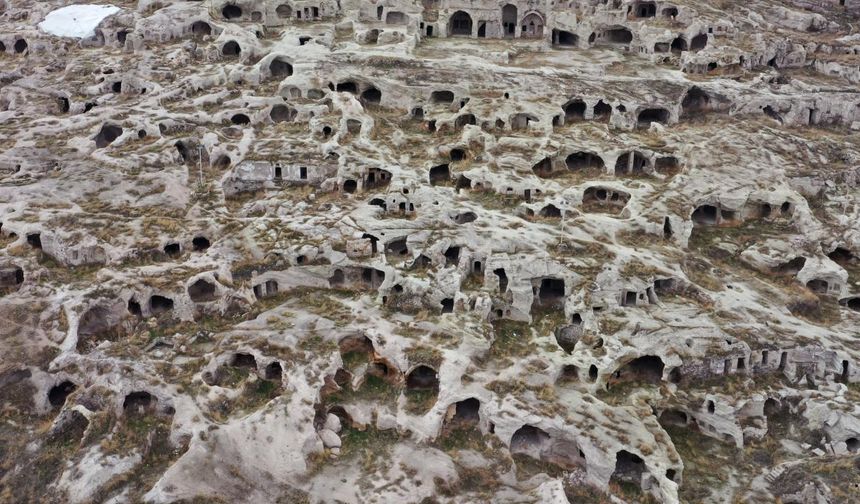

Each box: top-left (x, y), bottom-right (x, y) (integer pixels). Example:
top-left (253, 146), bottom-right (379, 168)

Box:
top-left (1, 1), bottom-right (859, 503)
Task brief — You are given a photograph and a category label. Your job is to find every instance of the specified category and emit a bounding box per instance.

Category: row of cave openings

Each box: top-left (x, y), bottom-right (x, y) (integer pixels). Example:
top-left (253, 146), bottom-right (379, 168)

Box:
top-left (162, 236), bottom-right (211, 258)
top-left (511, 424), bottom-right (668, 489)
top-left (556, 351), bottom-right (778, 391)
top-left (483, 275), bottom-right (567, 320)
top-left (4, 229), bottom-right (40, 293)
top-left (329, 266), bottom-right (386, 292)
top-left (410, 92), bottom-right (479, 132)
top-left (603, 348), bottom-right (855, 391)
top-left (450, 398), bottom-right (668, 490)
top-left (554, 351), bottom-right (671, 387)
top-left (279, 80), bottom-right (384, 139)
top-left (89, 77), bottom-right (710, 154)
top-left (326, 335), bottom-right (441, 408)
top-left (95, 111), bottom-right (300, 153)
top-left (327, 335), bottom-right (654, 485)
top-left (627, 1), bottom-right (680, 19)
top-left (338, 166), bottom-right (393, 196)
top-left (397, 87), bottom-right (702, 137)
top-left (0, 39), bottom-right (28, 55)
top-left (356, 152), bottom-right (671, 219)
top-left (93, 100), bottom-right (298, 150)
top-left (691, 201), bottom-right (793, 227)
top-left (387, 235), bottom-right (458, 265)
top-left (660, 379), bottom-right (858, 452)
top-left (532, 148), bottom-right (679, 178)
top-left (339, 380), bottom-right (664, 492)
top-left (411, 87), bottom-right (716, 139)
top-left (329, 80), bottom-right (382, 105)
top-left (325, 363), bottom-right (664, 495)
top-left (441, 5), bottom-right (706, 55)
top-left (188, 18), bottom-right (314, 48)
top-left (419, 145), bottom-right (471, 190)
top-left (76, 280), bottom-right (219, 352)
top-left (560, 86), bottom-right (714, 128)
top-left (77, 265), bottom-right (383, 354)
top-left (446, 7), bottom-right (547, 39)
top-left (653, 33), bottom-right (708, 55)
top-left (328, 335), bottom-right (612, 480)
top-left (125, 276), bottom-right (218, 316)
top-left (312, 249), bottom-right (670, 320)
top-left (221, 3), bottom-right (320, 22)
top-left (48, 381), bottom-right (171, 420)
top-left (687, 201), bottom-right (860, 300)
top-left (42, 384), bottom-right (174, 451)
top-left (203, 352), bottom-right (284, 386)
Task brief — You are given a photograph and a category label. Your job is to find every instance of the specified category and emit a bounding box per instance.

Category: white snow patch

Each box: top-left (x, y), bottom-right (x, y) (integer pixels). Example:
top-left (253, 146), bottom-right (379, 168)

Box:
top-left (38, 5), bottom-right (121, 39)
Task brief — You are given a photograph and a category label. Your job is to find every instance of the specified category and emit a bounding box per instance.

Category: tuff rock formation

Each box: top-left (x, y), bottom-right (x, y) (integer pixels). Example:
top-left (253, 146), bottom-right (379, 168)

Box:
top-left (1, 1), bottom-right (859, 503)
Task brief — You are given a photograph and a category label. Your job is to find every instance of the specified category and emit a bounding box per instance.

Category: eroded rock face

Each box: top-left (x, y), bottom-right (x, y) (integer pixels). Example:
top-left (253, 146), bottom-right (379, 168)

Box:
top-left (1, 1), bottom-right (859, 503)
